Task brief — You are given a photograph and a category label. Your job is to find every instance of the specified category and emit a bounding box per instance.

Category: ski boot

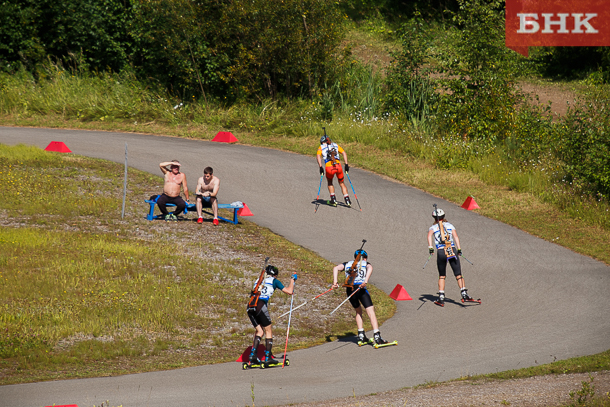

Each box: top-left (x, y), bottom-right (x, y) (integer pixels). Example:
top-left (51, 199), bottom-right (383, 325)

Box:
top-left (261, 351), bottom-right (281, 368)
top-left (373, 332), bottom-right (388, 346)
top-left (460, 289), bottom-right (481, 304)
top-left (373, 332), bottom-right (397, 348)
top-left (249, 349), bottom-right (260, 365)
top-left (434, 291), bottom-right (445, 307)
top-left (345, 196), bottom-right (352, 207)
top-left (357, 331), bottom-right (372, 346)
top-left (242, 349), bottom-right (262, 369)
top-left (328, 195), bottom-right (337, 207)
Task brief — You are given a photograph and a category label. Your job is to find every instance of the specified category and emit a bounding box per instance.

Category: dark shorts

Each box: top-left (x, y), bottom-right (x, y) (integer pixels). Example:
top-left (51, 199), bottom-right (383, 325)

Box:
top-left (247, 302), bottom-right (271, 328)
top-left (346, 285), bottom-right (373, 309)
top-left (196, 195), bottom-right (213, 208)
top-left (437, 250), bottom-right (462, 277)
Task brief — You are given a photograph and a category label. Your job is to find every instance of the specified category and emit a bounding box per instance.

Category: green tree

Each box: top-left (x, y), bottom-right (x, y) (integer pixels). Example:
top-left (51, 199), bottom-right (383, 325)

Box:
top-left (436, 0), bottom-right (519, 146)
top-left (215, 0), bottom-right (344, 100)
top-left (382, 17), bottom-right (437, 124)
top-left (130, 0), bottom-right (227, 99)
top-left (0, 0), bottom-right (135, 72)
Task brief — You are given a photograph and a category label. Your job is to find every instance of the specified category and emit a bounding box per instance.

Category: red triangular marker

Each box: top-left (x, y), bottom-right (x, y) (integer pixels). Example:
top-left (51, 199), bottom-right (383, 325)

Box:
top-left (237, 203), bottom-right (253, 216)
top-left (389, 284), bottom-right (412, 301)
top-left (44, 141), bottom-right (72, 153)
top-left (461, 196), bottom-right (480, 210)
top-left (212, 131), bottom-right (238, 143)
top-left (236, 344), bottom-right (266, 362)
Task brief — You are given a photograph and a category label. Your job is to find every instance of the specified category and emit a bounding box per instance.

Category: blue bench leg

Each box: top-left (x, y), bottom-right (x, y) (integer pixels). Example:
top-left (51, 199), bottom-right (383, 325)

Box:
top-left (148, 203), bottom-right (155, 221)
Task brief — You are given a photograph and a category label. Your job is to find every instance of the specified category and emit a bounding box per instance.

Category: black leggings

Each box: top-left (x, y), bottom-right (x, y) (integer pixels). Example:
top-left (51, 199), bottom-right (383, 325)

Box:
top-left (437, 250), bottom-right (462, 277)
top-left (157, 193), bottom-right (186, 215)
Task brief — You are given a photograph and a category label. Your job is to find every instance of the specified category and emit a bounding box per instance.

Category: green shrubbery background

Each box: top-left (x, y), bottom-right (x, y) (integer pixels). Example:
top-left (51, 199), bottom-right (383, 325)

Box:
top-left (1, 0), bottom-right (609, 221)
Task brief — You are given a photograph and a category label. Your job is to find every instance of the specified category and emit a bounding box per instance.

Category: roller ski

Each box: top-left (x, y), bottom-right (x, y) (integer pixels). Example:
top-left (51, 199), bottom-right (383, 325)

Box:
top-left (344, 196), bottom-right (352, 207)
top-left (261, 350), bottom-right (289, 369)
top-left (373, 332), bottom-right (397, 349)
top-left (460, 289), bottom-right (481, 304)
top-left (327, 195), bottom-right (338, 207)
top-left (242, 360), bottom-right (264, 369)
top-left (434, 292), bottom-right (445, 307)
top-left (357, 331), bottom-right (373, 347)
top-left (261, 357), bottom-right (289, 369)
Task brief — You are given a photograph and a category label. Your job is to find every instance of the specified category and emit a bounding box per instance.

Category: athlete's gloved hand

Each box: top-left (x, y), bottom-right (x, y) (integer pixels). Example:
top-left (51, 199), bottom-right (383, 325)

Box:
top-left (457, 249), bottom-right (462, 256)
top-left (429, 246), bottom-right (434, 254)
top-left (292, 273), bottom-right (298, 281)
top-left (344, 163), bottom-right (349, 173)
top-left (319, 166), bottom-right (324, 175)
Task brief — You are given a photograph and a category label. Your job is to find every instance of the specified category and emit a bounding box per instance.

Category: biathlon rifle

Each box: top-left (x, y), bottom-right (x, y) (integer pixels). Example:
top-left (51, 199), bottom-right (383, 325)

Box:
top-left (247, 256), bottom-right (270, 310)
top-left (343, 239), bottom-right (367, 288)
top-left (322, 127), bottom-right (339, 165)
top-left (433, 204), bottom-right (456, 260)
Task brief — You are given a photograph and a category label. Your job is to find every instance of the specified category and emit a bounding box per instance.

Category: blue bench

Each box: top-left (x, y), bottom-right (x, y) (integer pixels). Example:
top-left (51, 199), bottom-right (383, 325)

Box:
top-left (145, 200), bottom-right (244, 224)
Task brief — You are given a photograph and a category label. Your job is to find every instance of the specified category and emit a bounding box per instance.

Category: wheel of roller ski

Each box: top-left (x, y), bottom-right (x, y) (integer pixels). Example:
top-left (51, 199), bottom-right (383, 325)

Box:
top-left (260, 362), bottom-right (266, 369)
top-left (284, 359), bottom-right (290, 366)
top-left (242, 362), bottom-right (248, 370)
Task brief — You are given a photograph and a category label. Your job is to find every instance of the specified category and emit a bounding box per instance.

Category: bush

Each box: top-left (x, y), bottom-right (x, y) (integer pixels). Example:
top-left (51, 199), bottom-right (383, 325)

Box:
top-left (557, 88), bottom-right (610, 200)
top-left (382, 18), bottom-right (438, 126)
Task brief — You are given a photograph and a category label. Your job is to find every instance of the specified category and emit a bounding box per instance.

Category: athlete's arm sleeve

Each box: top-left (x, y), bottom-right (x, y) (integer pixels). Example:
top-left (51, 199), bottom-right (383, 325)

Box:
top-left (274, 280), bottom-right (285, 290)
top-left (316, 146), bottom-right (323, 156)
top-left (338, 146), bottom-right (345, 154)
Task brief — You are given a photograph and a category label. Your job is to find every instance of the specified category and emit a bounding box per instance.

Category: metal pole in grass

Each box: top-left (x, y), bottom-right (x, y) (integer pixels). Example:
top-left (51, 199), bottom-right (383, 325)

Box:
top-left (121, 143), bottom-right (128, 219)
top-left (283, 279), bottom-right (295, 368)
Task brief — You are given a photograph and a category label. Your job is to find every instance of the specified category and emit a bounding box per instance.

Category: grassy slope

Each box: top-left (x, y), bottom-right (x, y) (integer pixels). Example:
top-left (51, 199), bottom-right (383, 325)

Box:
top-left (0, 144), bottom-right (395, 384)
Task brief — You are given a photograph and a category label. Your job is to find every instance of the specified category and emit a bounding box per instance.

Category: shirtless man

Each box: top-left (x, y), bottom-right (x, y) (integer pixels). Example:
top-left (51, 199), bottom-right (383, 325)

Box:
top-left (195, 167), bottom-right (220, 225)
top-left (158, 160), bottom-right (189, 221)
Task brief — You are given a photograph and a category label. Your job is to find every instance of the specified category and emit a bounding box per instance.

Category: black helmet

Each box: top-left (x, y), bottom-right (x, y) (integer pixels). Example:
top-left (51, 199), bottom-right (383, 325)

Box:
top-left (265, 265), bottom-right (279, 276)
top-left (320, 135), bottom-right (330, 144)
top-left (354, 249), bottom-right (368, 259)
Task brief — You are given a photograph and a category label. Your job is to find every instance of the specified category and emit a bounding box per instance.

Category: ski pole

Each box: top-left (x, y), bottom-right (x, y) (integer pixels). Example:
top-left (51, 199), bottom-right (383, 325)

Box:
top-left (314, 173), bottom-right (324, 213)
top-left (460, 253), bottom-right (474, 265)
top-left (330, 286), bottom-right (362, 315)
top-left (423, 254), bottom-right (432, 269)
top-left (345, 172), bottom-right (362, 211)
top-left (278, 286), bottom-right (335, 319)
top-left (283, 280), bottom-right (296, 368)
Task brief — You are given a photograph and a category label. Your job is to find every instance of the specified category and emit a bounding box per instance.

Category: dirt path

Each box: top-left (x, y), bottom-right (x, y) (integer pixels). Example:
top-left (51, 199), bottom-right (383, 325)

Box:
top-left (519, 81), bottom-right (578, 117)
top-left (295, 371), bottom-right (610, 407)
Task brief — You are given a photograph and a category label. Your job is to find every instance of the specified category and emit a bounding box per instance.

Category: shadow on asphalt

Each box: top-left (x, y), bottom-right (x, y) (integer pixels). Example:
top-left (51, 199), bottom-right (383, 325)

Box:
top-left (312, 199), bottom-right (354, 209)
top-left (418, 294), bottom-right (478, 309)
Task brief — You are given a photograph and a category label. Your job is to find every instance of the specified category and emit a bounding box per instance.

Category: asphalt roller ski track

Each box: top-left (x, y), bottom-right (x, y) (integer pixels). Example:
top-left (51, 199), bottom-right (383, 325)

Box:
top-left (1, 126), bottom-right (609, 407)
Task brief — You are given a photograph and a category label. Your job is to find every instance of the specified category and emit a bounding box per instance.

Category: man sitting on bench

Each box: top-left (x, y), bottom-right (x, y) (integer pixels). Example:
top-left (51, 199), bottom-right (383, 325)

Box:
top-left (158, 160), bottom-right (190, 221)
top-left (195, 167), bottom-right (220, 225)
